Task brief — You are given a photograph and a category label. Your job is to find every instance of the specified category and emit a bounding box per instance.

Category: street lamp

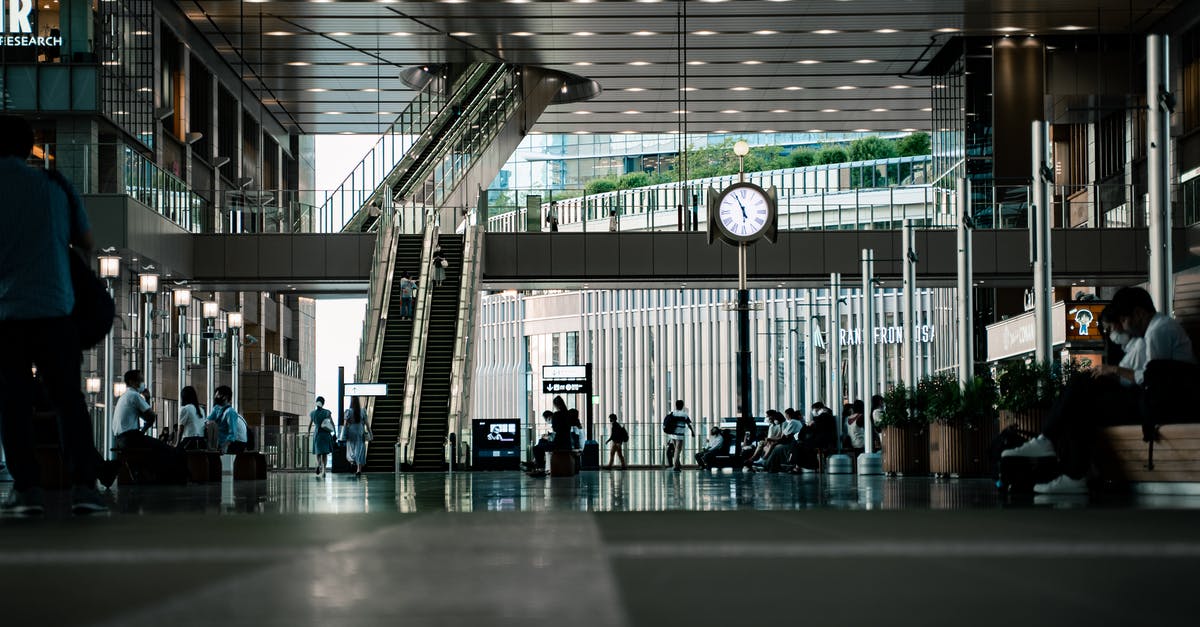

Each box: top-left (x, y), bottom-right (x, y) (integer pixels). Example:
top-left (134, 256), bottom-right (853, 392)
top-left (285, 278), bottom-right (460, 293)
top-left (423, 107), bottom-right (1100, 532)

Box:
top-left (138, 274), bottom-right (159, 409)
top-left (85, 376), bottom-right (102, 451)
top-left (202, 300), bottom-right (219, 403)
top-left (113, 381), bottom-right (127, 400)
top-left (173, 288), bottom-right (192, 405)
top-left (227, 311), bottom-right (243, 410)
top-left (97, 256), bottom-right (119, 459)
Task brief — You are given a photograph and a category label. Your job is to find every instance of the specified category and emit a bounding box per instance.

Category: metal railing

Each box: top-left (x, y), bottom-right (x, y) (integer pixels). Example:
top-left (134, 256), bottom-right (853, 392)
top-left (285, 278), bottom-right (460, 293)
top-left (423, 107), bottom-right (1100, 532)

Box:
top-left (357, 201), bottom-right (401, 447)
top-left (446, 189), bottom-right (487, 467)
top-left (397, 211), bottom-right (441, 468)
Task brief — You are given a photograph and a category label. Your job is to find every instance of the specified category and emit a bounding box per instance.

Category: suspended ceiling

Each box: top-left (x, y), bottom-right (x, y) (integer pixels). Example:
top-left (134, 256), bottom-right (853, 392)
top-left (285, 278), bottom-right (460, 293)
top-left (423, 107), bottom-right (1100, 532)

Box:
top-left (183, 0), bottom-right (1182, 136)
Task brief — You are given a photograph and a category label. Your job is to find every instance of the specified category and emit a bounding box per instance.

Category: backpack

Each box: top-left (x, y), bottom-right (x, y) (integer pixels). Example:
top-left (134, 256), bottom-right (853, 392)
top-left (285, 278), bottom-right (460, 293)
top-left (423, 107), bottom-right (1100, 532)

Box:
top-left (662, 414), bottom-right (678, 434)
top-left (612, 424), bottom-right (629, 444)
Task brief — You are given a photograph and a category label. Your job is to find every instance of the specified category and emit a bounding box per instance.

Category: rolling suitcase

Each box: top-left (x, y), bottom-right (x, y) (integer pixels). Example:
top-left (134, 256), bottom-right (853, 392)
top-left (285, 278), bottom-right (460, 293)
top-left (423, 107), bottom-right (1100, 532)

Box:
top-left (580, 440), bottom-right (601, 470)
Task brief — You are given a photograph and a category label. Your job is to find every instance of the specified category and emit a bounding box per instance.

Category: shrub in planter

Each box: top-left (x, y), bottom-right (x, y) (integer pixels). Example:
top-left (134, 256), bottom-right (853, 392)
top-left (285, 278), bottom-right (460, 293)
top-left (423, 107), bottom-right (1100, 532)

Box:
top-left (924, 374), bottom-right (998, 477)
top-left (877, 384), bottom-right (929, 475)
top-left (996, 360), bottom-right (1088, 433)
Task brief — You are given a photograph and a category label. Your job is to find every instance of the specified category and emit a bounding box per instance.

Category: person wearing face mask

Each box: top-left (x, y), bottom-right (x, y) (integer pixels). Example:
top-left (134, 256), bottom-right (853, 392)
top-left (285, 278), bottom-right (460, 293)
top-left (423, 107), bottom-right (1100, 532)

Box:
top-left (110, 369), bottom-right (188, 484)
top-left (206, 385), bottom-right (248, 454)
top-left (309, 396), bottom-right (335, 478)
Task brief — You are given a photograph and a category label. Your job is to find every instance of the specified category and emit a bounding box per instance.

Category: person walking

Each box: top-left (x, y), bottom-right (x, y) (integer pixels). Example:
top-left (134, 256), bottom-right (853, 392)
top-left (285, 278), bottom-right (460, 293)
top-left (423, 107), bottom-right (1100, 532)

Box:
top-left (431, 246), bottom-right (447, 287)
top-left (398, 272), bottom-right (416, 320)
top-left (0, 115), bottom-right (107, 515)
top-left (177, 386), bottom-right (207, 451)
top-left (605, 413), bottom-right (628, 470)
top-left (547, 200), bottom-right (560, 232)
top-left (665, 400), bottom-right (694, 471)
top-left (342, 396), bottom-right (371, 477)
top-left (309, 396), bottom-right (335, 478)
top-left (608, 208), bottom-right (619, 232)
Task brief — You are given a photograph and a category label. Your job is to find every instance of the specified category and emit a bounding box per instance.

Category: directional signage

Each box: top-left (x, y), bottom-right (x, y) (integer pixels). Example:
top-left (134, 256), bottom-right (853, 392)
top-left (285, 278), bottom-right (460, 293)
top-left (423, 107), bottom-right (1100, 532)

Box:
top-left (543, 365), bottom-right (587, 380)
top-left (542, 365), bottom-right (590, 394)
top-left (543, 380), bottom-right (590, 394)
top-left (344, 383), bottom-right (388, 397)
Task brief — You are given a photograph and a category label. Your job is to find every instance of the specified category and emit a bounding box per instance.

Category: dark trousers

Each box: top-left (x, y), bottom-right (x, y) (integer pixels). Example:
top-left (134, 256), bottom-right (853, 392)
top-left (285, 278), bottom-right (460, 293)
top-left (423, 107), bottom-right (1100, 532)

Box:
top-left (399, 296), bottom-right (413, 319)
top-left (226, 441), bottom-right (247, 454)
top-left (178, 436), bottom-right (207, 452)
top-left (695, 448), bottom-right (721, 468)
top-left (1043, 376), bottom-right (1141, 479)
top-left (0, 317), bottom-right (100, 491)
top-left (116, 430), bottom-right (189, 482)
top-left (763, 443), bottom-right (796, 473)
top-left (532, 439), bottom-right (553, 469)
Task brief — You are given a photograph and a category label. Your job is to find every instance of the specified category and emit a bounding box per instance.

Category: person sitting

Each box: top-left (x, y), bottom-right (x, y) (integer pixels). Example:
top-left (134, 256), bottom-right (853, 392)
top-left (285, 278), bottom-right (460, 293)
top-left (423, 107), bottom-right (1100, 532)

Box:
top-left (745, 411), bottom-right (785, 467)
top-left (845, 399), bottom-right (868, 452)
top-left (524, 411), bottom-right (556, 474)
top-left (205, 385), bottom-right (248, 454)
top-left (176, 385), bottom-right (208, 451)
top-left (762, 409), bottom-right (806, 473)
top-left (109, 369), bottom-right (187, 484)
top-left (737, 431), bottom-right (758, 466)
top-left (1003, 287), bottom-right (1196, 494)
top-left (787, 406), bottom-right (840, 472)
top-left (695, 427), bottom-right (726, 469)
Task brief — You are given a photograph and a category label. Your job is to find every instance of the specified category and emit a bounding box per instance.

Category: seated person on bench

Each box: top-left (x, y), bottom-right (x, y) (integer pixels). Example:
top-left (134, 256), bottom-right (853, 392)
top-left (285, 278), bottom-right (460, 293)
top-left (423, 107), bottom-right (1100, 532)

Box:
top-left (745, 411), bottom-right (785, 467)
top-left (110, 369), bottom-right (187, 484)
top-left (695, 427), bottom-right (726, 469)
top-left (205, 385), bottom-right (248, 454)
top-left (762, 409), bottom-right (805, 472)
top-left (1003, 287), bottom-right (1195, 494)
top-left (176, 385), bottom-right (208, 451)
top-left (525, 411), bottom-right (555, 472)
top-left (549, 396), bottom-right (575, 450)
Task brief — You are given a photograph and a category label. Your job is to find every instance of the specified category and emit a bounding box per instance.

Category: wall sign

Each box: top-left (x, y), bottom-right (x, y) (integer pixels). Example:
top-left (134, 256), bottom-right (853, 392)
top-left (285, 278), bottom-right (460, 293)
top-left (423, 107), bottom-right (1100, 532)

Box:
top-left (814, 324), bottom-right (936, 349)
top-left (1, 0), bottom-right (62, 47)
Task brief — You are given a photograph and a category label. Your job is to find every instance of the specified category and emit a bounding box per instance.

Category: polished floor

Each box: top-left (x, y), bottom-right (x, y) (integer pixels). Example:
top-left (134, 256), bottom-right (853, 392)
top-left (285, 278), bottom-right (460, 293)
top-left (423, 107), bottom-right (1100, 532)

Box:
top-left (3, 471), bottom-right (1200, 626)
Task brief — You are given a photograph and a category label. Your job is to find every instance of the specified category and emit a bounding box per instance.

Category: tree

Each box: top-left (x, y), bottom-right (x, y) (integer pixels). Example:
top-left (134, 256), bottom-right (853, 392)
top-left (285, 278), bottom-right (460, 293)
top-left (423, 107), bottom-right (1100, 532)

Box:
top-left (618, 171), bottom-right (650, 189)
top-left (817, 147), bottom-right (849, 165)
top-left (789, 148), bottom-right (818, 168)
top-left (895, 132), bottom-right (931, 157)
top-left (848, 136), bottom-right (898, 162)
top-left (585, 178), bottom-right (618, 195)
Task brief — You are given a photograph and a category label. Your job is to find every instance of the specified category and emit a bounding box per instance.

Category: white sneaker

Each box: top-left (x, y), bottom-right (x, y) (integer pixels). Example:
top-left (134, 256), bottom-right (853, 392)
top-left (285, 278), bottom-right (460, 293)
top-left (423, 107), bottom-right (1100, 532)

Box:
top-left (1000, 435), bottom-right (1056, 458)
top-left (1033, 474), bottom-right (1088, 494)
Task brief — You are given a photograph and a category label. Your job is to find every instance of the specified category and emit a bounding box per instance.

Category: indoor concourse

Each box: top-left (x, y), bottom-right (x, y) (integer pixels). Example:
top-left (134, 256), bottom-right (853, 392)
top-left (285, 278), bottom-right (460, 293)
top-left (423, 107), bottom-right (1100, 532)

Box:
top-left (2, 473), bottom-right (1199, 626)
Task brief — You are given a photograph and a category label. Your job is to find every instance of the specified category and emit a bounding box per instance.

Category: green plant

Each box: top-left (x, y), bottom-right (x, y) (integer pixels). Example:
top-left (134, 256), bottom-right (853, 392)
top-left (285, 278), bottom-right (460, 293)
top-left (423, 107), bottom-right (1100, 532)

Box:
top-left (918, 373), bottom-right (997, 429)
top-left (877, 383), bottom-right (926, 429)
top-left (959, 375), bottom-right (998, 430)
top-left (997, 359), bottom-right (1090, 412)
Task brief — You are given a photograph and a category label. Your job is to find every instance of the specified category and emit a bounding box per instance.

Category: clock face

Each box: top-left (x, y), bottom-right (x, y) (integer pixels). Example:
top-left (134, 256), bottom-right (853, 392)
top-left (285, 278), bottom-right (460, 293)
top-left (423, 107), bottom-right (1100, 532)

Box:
top-left (717, 184), bottom-right (772, 241)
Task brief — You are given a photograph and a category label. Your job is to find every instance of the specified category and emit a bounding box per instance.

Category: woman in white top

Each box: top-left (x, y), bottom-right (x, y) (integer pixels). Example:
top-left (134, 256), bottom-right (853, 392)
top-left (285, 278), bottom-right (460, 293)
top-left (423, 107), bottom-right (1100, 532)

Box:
top-left (176, 386), bottom-right (207, 451)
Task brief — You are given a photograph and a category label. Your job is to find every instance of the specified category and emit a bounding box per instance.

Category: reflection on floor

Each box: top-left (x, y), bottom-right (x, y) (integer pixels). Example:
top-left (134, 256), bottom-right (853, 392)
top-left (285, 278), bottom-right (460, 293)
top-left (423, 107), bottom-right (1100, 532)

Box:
top-left (3, 471), bottom-right (1200, 627)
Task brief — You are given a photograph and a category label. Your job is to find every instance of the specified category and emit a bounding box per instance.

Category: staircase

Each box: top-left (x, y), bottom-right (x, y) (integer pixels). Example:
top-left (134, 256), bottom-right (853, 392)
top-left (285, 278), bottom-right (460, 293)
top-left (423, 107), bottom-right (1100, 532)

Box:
top-left (362, 235), bottom-right (424, 472)
top-left (410, 235), bottom-right (465, 470)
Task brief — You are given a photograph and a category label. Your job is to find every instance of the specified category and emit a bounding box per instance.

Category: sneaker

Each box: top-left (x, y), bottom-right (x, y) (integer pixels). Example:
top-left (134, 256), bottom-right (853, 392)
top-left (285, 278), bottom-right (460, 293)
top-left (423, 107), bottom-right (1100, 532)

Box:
top-left (1033, 474), bottom-right (1088, 495)
top-left (1000, 435), bottom-right (1056, 458)
top-left (70, 486), bottom-right (109, 515)
top-left (1, 487), bottom-right (45, 516)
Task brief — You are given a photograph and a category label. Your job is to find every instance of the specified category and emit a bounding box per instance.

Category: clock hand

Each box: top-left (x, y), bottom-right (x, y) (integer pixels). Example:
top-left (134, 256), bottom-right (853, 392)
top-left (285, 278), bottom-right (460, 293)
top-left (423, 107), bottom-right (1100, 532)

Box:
top-left (734, 194), bottom-right (747, 220)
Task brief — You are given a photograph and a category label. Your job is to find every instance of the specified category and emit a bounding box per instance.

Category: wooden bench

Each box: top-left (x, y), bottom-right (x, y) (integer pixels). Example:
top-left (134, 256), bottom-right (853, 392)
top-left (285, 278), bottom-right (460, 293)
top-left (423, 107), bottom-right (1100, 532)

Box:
top-left (1096, 424), bottom-right (1200, 484)
top-left (233, 451), bottom-right (268, 480)
top-left (185, 451), bottom-right (222, 483)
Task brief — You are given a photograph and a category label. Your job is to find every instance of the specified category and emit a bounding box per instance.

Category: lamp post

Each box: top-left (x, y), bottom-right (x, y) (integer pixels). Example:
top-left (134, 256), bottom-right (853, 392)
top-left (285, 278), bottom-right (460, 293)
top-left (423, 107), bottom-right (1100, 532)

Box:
top-left (203, 300), bottom-right (219, 402)
top-left (138, 274), bottom-right (158, 408)
top-left (85, 376), bottom-right (101, 451)
top-left (227, 311), bottom-right (243, 410)
top-left (732, 139), bottom-right (755, 449)
top-left (98, 255), bottom-right (119, 458)
top-left (173, 288), bottom-right (191, 403)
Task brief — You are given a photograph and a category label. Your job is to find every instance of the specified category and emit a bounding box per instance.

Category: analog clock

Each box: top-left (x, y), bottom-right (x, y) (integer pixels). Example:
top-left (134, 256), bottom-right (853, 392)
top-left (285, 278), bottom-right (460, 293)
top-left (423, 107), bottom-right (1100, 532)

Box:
top-left (715, 182), bottom-right (774, 242)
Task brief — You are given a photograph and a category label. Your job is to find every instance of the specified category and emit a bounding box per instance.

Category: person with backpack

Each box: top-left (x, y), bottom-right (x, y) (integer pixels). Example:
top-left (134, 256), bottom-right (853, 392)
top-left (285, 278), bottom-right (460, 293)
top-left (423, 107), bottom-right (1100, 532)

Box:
top-left (663, 400), bottom-right (694, 471)
top-left (398, 271), bottom-right (416, 320)
top-left (309, 396), bottom-right (335, 478)
top-left (207, 385), bottom-right (248, 454)
top-left (431, 246), bottom-right (448, 287)
top-left (606, 413), bottom-right (628, 470)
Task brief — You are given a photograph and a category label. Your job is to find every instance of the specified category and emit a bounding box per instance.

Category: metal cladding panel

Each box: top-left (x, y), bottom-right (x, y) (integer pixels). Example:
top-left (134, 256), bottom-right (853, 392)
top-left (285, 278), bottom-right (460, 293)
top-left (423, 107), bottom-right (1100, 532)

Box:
top-left (1064, 229), bottom-right (1102, 275)
top-left (516, 234), bottom-right (552, 278)
top-left (618, 234), bottom-right (654, 278)
top-left (257, 236), bottom-right (294, 279)
top-left (994, 230), bottom-right (1031, 275)
top-left (193, 235), bottom-right (226, 278)
top-left (224, 238), bottom-right (261, 278)
top-left (323, 236), bottom-right (362, 280)
top-left (291, 235), bottom-right (327, 278)
top-left (652, 233), bottom-right (689, 278)
top-left (1100, 229), bottom-right (1137, 275)
top-left (483, 233), bottom-right (518, 278)
top-left (687, 235), bottom-right (723, 276)
top-left (919, 230), bottom-right (957, 278)
top-left (787, 232), bottom-right (825, 276)
top-left (551, 234), bottom-right (588, 277)
top-left (972, 231), bottom-right (997, 277)
top-left (823, 232), bottom-right (862, 274)
top-left (584, 233), bottom-right (620, 277)
top-left (753, 237), bottom-right (790, 278)
top-left (859, 231), bottom-right (898, 277)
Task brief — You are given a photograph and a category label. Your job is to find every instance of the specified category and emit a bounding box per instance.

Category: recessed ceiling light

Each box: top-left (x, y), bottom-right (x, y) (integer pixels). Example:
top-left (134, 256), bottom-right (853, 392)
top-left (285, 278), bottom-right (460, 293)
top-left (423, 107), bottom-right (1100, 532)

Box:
top-left (672, 110), bottom-right (689, 114)
top-left (1058, 25), bottom-right (1087, 31)
top-left (623, 110), bottom-right (640, 114)
top-left (721, 109), bottom-right (739, 114)
top-left (797, 60), bottom-right (821, 65)
top-left (820, 108), bottom-right (838, 113)
top-left (714, 130), bottom-right (729, 134)
top-left (761, 129), bottom-right (777, 133)
top-left (328, 32), bottom-right (351, 37)
top-left (629, 61), bottom-right (651, 66)
top-left (694, 30), bottom-right (718, 36)
top-left (871, 108), bottom-right (888, 112)
top-left (573, 31), bottom-right (594, 36)
top-left (450, 32), bottom-right (474, 37)
top-left (854, 59), bottom-right (877, 64)
top-left (362, 88), bottom-right (379, 92)
top-left (901, 128), bottom-right (918, 132)
top-left (807, 129), bottom-right (824, 133)
top-left (731, 86), bottom-right (752, 91)
top-left (937, 27), bottom-right (960, 33)
top-left (813, 29), bottom-right (840, 35)
top-left (921, 107), bottom-right (933, 112)
top-left (574, 110), bottom-right (591, 115)
top-left (307, 88), bottom-right (327, 92)
top-left (997, 27), bottom-right (1022, 32)
top-left (754, 30), bottom-right (778, 35)
top-left (511, 32), bottom-right (534, 37)
top-left (326, 111), bottom-right (343, 115)
top-left (573, 61), bottom-right (593, 66)
top-left (687, 60), bottom-right (706, 65)
top-left (742, 60), bottom-right (762, 65)
top-left (378, 111), bottom-right (392, 116)
top-left (620, 130), bottom-right (637, 134)
top-left (853, 128), bottom-right (871, 132)
top-left (679, 87), bottom-right (697, 92)
top-left (287, 61), bottom-right (310, 66)
top-left (347, 62), bottom-right (367, 66)
top-left (890, 84), bottom-right (910, 89)
top-left (624, 87), bottom-right (645, 92)
top-left (573, 130), bottom-right (591, 135)
top-left (784, 86), bottom-right (803, 91)
top-left (632, 31), bottom-right (656, 36)
top-left (266, 31), bottom-right (292, 36)
top-left (770, 109), bottom-right (788, 113)
top-left (835, 85), bottom-right (856, 90)
top-left (875, 29), bottom-right (899, 34)
top-left (391, 32), bottom-right (411, 37)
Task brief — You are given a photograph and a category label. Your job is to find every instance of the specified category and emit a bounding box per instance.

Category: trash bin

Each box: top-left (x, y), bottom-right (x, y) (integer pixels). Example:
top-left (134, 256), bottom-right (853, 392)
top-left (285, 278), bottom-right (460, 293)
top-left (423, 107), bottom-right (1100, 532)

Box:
top-left (580, 440), bottom-right (600, 470)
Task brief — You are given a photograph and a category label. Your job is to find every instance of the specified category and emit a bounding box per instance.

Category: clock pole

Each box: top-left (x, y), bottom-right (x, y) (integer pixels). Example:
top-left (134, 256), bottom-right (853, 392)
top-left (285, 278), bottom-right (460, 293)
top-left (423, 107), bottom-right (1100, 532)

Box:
top-left (733, 141), bottom-right (754, 452)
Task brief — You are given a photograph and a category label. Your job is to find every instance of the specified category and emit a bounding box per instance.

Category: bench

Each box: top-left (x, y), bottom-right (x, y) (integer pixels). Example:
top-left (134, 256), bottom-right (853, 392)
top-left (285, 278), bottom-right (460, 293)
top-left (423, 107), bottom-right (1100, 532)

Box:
top-left (1096, 424), bottom-right (1200, 484)
top-left (185, 451), bottom-right (222, 483)
top-left (233, 451), bottom-right (268, 480)
top-left (549, 449), bottom-right (580, 477)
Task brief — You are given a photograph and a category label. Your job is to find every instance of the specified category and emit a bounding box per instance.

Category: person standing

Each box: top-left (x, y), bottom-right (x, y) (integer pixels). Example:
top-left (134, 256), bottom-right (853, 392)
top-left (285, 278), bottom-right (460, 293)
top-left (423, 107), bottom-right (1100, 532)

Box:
top-left (431, 246), bottom-right (447, 287)
top-left (547, 201), bottom-right (560, 232)
top-left (398, 272), bottom-right (416, 320)
top-left (177, 386), bottom-right (207, 451)
top-left (309, 396), bottom-right (335, 478)
top-left (608, 208), bottom-right (619, 232)
top-left (342, 396), bottom-right (371, 477)
top-left (666, 400), bottom-right (694, 471)
top-left (605, 413), bottom-right (628, 470)
top-left (0, 115), bottom-right (107, 515)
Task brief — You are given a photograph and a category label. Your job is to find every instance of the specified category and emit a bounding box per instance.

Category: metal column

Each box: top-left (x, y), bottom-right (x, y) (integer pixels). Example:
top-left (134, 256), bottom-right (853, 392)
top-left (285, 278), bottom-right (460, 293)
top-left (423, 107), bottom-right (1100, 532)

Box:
top-left (230, 330), bottom-right (240, 411)
top-left (177, 308), bottom-right (187, 408)
top-left (735, 243), bottom-right (754, 450)
top-left (102, 280), bottom-right (115, 458)
top-left (902, 219), bottom-right (917, 390)
top-left (1031, 122), bottom-right (1054, 364)
top-left (827, 274), bottom-right (842, 429)
top-left (861, 249), bottom-right (876, 454)
top-left (957, 180), bottom-right (974, 384)
top-left (143, 296), bottom-right (154, 402)
top-left (1147, 34), bottom-right (1174, 313)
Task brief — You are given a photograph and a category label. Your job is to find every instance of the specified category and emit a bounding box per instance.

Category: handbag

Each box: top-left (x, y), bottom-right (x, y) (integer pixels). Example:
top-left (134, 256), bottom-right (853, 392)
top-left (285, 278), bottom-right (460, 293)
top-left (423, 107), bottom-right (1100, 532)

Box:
top-left (48, 170), bottom-right (115, 350)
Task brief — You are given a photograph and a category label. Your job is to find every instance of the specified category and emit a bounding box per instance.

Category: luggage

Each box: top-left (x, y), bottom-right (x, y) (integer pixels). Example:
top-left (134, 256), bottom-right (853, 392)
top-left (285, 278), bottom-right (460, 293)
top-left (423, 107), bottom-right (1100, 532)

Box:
top-left (580, 440), bottom-right (600, 470)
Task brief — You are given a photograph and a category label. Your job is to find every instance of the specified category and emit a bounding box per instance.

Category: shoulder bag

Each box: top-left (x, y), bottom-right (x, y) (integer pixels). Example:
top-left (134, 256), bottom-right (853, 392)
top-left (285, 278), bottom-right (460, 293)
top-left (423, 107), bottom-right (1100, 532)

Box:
top-left (47, 170), bottom-right (115, 349)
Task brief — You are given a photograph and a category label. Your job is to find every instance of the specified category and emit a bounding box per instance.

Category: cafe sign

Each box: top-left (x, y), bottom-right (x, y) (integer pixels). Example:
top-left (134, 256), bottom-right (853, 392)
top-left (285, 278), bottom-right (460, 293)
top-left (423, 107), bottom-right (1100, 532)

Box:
top-left (1, 0), bottom-right (62, 47)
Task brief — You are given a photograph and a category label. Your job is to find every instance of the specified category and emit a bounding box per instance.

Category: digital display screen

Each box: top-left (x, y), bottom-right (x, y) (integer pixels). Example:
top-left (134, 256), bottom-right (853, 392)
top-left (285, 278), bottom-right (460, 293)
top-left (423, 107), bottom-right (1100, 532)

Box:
top-left (473, 419), bottom-right (521, 470)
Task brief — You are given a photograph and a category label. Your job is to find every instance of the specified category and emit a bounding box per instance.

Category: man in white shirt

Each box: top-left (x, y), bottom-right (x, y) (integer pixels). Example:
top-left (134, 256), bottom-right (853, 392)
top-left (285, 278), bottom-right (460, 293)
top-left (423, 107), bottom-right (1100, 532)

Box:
top-left (1005, 287), bottom-right (1196, 494)
top-left (694, 427), bottom-right (726, 469)
top-left (110, 369), bottom-right (187, 484)
top-left (112, 370), bottom-right (156, 443)
top-left (665, 400), bottom-right (694, 470)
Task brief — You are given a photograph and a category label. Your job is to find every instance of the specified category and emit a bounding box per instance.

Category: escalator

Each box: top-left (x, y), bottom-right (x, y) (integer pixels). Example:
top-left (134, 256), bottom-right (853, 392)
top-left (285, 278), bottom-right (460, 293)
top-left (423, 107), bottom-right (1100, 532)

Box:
top-left (410, 236), bottom-right (464, 470)
top-left (362, 235), bottom-right (424, 473)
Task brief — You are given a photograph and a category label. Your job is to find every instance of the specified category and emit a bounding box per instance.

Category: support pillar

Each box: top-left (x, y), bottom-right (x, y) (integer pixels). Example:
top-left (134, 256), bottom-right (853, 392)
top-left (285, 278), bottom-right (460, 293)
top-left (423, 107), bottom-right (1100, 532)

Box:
top-left (827, 273), bottom-right (852, 473)
top-left (1147, 34), bottom-right (1174, 313)
top-left (957, 180), bottom-right (974, 384)
top-left (902, 219), bottom-right (917, 390)
top-left (859, 251), bottom-right (882, 474)
top-left (1031, 122), bottom-right (1054, 365)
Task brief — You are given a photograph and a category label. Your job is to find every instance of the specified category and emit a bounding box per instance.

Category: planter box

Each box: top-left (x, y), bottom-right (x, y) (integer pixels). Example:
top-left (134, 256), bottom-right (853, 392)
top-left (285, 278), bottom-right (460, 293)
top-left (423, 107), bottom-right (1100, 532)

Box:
top-left (999, 408), bottom-right (1047, 434)
top-left (929, 420), bottom-right (998, 477)
top-left (882, 425), bottom-right (929, 475)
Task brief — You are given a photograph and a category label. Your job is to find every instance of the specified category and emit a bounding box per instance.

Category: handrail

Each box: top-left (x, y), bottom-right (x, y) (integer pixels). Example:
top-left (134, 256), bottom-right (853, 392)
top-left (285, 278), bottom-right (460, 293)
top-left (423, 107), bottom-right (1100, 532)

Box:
top-left (330, 63), bottom-right (493, 233)
top-left (445, 187), bottom-right (487, 467)
top-left (356, 199), bottom-right (399, 449)
top-left (396, 210), bottom-right (440, 469)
